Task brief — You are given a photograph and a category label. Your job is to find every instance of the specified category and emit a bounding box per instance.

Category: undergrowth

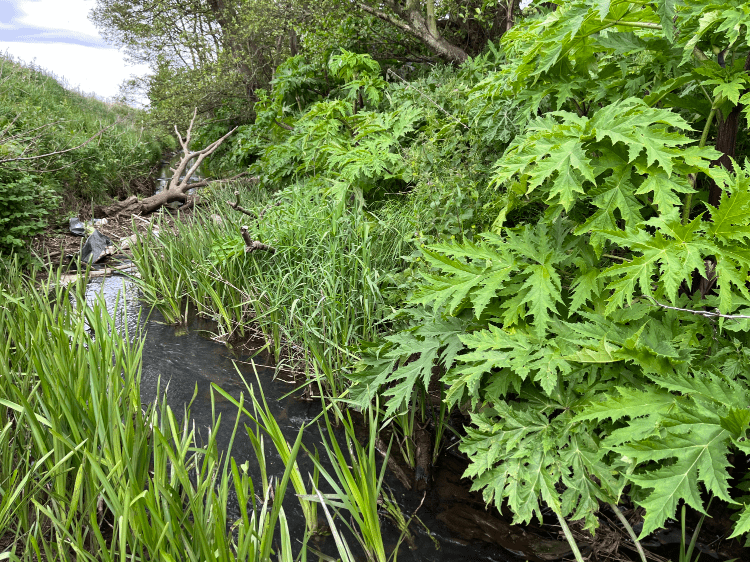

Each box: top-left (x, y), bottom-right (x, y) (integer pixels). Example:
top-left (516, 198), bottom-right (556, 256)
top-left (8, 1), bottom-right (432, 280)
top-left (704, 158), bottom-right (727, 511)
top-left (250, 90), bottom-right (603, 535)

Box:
top-left (0, 259), bottom-right (296, 560)
top-left (0, 257), bottom-right (390, 561)
top-left (119, 0), bottom-right (750, 557)
top-left (0, 54), bottom-right (166, 254)
top-left (130, 178), bottom-right (414, 395)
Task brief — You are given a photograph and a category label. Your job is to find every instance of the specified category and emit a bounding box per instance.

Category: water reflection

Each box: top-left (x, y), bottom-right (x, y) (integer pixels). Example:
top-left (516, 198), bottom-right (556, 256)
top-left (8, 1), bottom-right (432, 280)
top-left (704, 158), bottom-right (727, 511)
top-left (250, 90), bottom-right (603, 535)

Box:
top-left (85, 273), bottom-right (525, 562)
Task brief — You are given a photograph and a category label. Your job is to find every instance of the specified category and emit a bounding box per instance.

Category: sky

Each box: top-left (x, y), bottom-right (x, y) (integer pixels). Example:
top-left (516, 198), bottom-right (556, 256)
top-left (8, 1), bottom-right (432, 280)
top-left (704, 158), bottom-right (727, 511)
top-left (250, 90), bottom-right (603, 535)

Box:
top-left (0, 0), bottom-right (150, 100)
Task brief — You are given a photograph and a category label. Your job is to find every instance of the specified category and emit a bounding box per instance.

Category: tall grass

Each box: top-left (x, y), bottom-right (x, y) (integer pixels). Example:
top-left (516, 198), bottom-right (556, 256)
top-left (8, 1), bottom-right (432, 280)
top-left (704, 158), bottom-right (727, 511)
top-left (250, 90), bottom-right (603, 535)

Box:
top-left (306, 405), bottom-right (389, 562)
top-left (130, 179), bottom-right (412, 393)
top-left (0, 52), bottom-right (165, 201)
top-left (0, 258), bottom-right (306, 560)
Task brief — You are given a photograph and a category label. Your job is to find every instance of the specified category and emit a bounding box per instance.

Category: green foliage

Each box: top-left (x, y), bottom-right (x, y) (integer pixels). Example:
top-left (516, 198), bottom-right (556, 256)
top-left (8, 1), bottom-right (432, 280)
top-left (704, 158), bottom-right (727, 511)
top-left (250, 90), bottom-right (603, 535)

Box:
top-left (0, 260), bottom-right (308, 561)
top-left (130, 178), bottom-right (412, 393)
top-left (345, 0), bottom-right (750, 548)
top-left (125, 0), bottom-right (750, 550)
top-left (492, 98), bottom-right (710, 224)
top-left (0, 54), bottom-right (164, 253)
top-left (237, 51), bottom-right (516, 247)
top-left (0, 175), bottom-right (57, 250)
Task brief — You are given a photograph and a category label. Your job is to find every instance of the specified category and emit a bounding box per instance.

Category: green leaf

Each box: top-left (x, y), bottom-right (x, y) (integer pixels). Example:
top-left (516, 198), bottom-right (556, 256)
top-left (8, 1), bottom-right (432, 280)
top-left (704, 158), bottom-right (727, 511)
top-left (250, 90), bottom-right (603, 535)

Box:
top-left (413, 241), bottom-right (517, 318)
top-left (616, 408), bottom-right (735, 538)
top-left (655, 0), bottom-right (676, 42)
top-left (575, 386), bottom-right (677, 423)
top-left (576, 166), bottom-right (644, 234)
top-left (728, 505), bottom-right (750, 539)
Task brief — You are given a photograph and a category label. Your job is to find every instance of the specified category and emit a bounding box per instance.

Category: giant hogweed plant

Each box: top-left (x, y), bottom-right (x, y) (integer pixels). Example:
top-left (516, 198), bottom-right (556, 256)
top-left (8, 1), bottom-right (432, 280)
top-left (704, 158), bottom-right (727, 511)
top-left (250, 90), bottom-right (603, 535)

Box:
top-left (248, 51), bottom-right (423, 216)
top-left (348, 3), bottom-right (750, 547)
top-left (471, 0), bottom-right (750, 165)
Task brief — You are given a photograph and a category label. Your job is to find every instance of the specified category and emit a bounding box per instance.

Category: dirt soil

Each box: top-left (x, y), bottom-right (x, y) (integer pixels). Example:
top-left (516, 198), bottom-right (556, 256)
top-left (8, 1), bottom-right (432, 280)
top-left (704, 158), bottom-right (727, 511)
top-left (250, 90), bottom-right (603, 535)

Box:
top-left (30, 206), bottom-right (190, 268)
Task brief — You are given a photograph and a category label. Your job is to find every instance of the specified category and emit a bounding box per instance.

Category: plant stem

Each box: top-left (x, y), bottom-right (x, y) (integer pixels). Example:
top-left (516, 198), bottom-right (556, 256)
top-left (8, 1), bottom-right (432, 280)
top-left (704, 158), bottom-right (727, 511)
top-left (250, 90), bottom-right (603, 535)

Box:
top-left (700, 108), bottom-right (716, 148)
top-left (555, 511), bottom-right (586, 562)
top-left (603, 19), bottom-right (662, 30)
top-left (682, 107), bottom-right (716, 224)
top-left (610, 503), bottom-right (647, 562)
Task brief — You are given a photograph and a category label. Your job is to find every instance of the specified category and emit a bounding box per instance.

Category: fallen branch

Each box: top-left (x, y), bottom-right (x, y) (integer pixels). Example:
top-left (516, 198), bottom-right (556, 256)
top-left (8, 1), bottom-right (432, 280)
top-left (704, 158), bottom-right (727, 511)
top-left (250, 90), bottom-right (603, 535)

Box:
top-left (169, 108), bottom-right (237, 193)
top-left (95, 109), bottom-right (238, 217)
top-left (226, 190), bottom-right (257, 218)
top-left (642, 295), bottom-right (750, 319)
top-left (375, 437), bottom-right (412, 490)
top-left (240, 226), bottom-right (275, 254)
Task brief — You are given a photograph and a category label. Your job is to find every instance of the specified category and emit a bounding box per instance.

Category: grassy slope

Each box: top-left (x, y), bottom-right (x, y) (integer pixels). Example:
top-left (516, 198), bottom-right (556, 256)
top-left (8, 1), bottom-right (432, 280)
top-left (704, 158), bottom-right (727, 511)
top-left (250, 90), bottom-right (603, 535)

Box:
top-left (0, 54), bottom-right (167, 252)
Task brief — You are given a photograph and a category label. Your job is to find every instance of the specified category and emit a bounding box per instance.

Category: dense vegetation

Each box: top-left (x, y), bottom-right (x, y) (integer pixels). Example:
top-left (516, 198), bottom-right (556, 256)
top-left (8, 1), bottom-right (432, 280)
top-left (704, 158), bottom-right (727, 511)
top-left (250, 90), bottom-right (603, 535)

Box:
top-left (4, 0), bottom-right (750, 560)
top-left (0, 55), bottom-right (165, 254)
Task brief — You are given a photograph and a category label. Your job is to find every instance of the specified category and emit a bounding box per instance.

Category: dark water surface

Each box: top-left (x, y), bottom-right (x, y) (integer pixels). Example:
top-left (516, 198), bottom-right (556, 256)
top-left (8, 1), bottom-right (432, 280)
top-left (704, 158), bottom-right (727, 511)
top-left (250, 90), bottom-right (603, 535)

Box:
top-left (85, 273), bottom-right (535, 562)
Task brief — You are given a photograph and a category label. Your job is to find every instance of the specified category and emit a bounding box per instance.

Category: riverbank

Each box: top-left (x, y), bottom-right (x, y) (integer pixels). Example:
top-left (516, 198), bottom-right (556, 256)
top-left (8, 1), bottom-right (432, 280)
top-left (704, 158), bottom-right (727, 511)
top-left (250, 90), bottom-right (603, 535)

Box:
top-left (0, 54), bottom-right (169, 257)
top-left (7, 176), bottom-right (748, 561)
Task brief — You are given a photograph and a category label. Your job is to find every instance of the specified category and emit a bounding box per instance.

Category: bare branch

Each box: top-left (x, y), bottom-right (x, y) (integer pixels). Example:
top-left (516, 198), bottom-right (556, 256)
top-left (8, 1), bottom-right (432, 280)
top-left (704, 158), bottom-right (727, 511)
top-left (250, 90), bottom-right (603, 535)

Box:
top-left (188, 171), bottom-right (254, 191)
top-left (226, 190), bottom-right (257, 218)
top-left (240, 226), bottom-right (275, 254)
top-left (167, 107), bottom-right (238, 193)
top-left (642, 295), bottom-right (750, 320)
top-left (359, 2), bottom-right (414, 34)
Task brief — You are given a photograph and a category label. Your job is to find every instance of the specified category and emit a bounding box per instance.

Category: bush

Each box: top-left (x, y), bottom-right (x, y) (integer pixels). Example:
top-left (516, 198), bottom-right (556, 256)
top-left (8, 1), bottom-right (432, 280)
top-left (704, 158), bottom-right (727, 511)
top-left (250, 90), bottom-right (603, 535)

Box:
top-left (0, 173), bottom-right (57, 253)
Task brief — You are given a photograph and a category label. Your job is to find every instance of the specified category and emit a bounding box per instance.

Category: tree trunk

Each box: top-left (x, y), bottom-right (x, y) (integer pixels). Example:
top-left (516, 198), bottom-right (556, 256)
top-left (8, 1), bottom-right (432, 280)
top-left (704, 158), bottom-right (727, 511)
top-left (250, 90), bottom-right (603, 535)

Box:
top-left (289, 27), bottom-right (299, 56)
top-left (709, 107), bottom-right (742, 206)
top-left (708, 51), bottom-right (750, 207)
top-left (426, 0), bottom-right (438, 37)
top-left (359, 0), bottom-right (468, 63)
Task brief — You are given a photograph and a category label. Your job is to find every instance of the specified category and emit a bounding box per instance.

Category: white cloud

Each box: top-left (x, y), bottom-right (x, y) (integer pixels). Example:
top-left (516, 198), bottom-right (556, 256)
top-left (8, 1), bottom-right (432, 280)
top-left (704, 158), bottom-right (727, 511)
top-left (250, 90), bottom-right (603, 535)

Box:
top-left (1, 41), bottom-right (149, 100)
top-left (15, 0), bottom-right (100, 38)
top-left (0, 1), bottom-right (150, 101)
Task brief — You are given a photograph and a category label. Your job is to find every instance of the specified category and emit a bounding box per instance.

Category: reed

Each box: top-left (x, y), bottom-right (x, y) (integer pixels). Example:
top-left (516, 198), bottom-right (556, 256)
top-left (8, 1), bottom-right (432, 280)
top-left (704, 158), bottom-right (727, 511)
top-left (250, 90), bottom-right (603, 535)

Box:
top-left (212, 364), bottom-right (319, 535)
top-left (303, 405), bottom-right (389, 562)
top-left (0, 258), bottom-right (303, 561)
top-left (129, 179), bottom-right (410, 395)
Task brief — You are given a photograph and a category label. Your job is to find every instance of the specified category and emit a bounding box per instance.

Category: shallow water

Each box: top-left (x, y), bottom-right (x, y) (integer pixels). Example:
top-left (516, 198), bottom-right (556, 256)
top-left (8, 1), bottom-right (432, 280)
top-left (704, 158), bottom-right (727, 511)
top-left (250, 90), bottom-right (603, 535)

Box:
top-left (156, 157), bottom-right (204, 196)
top-left (85, 272), bottom-right (533, 562)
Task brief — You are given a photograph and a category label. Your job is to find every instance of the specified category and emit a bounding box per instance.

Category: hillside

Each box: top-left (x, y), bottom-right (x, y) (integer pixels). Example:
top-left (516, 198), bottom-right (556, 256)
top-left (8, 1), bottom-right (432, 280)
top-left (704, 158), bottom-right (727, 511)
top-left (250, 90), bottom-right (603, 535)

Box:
top-left (0, 53), bottom-right (166, 253)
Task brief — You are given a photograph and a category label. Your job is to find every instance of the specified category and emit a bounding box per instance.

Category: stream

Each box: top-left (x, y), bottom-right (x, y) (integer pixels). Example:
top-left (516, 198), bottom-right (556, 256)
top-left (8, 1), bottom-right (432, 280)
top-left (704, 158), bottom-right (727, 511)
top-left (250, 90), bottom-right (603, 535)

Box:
top-left (84, 270), bottom-right (574, 562)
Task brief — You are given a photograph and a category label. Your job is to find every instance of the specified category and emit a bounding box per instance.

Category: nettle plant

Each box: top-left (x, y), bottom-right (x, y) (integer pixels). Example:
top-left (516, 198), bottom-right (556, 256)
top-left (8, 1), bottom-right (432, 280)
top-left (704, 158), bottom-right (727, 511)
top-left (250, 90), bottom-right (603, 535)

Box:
top-left (349, 0), bottom-right (750, 548)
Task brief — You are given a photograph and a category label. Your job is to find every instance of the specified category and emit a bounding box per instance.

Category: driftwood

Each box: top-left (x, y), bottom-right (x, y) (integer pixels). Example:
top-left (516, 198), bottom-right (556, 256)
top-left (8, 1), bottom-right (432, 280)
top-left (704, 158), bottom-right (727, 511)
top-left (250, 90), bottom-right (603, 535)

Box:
top-left (414, 424), bottom-right (432, 491)
top-left (375, 437), bottom-right (412, 490)
top-left (226, 190), bottom-right (257, 218)
top-left (95, 108), bottom-right (238, 217)
top-left (224, 191), bottom-right (277, 255)
top-left (240, 226), bottom-right (275, 254)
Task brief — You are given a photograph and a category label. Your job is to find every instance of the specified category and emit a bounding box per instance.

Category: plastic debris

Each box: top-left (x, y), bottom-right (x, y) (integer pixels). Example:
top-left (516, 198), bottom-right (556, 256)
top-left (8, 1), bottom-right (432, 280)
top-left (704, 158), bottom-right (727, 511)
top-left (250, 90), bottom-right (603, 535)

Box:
top-left (69, 217), bottom-right (86, 236)
top-left (81, 230), bottom-right (113, 264)
top-left (70, 217), bottom-right (108, 237)
top-left (118, 234), bottom-right (139, 251)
